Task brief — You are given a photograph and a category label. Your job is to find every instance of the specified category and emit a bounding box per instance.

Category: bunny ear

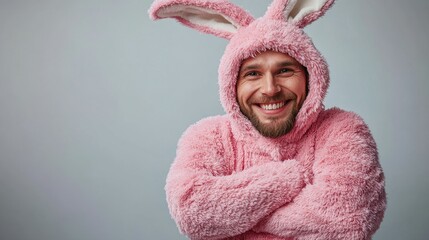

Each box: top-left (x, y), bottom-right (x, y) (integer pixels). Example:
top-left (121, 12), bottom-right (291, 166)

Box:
top-left (149, 0), bottom-right (254, 40)
top-left (288, 0), bottom-right (335, 27)
top-left (265, 0), bottom-right (335, 28)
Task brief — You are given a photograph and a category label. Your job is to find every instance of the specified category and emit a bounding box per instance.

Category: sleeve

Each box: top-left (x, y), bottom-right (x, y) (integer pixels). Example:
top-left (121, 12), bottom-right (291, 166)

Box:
top-left (252, 110), bottom-right (387, 240)
top-left (165, 117), bottom-right (305, 240)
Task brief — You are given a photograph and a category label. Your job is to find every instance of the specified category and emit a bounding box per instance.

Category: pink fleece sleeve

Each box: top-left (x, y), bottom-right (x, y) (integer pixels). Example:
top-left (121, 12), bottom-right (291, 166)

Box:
top-left (166, 117), bottom-right (305, 240)
top-left (253, 110), bottom-right (386, 240)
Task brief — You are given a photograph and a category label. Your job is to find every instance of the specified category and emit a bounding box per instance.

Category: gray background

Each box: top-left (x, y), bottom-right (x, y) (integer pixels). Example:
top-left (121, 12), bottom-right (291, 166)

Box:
top-left (0, 0), bottom-right (428, 239)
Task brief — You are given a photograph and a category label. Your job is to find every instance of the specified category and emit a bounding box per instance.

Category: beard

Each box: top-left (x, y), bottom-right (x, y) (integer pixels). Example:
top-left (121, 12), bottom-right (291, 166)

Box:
top-left (239, 94), bottom-right (300, 138)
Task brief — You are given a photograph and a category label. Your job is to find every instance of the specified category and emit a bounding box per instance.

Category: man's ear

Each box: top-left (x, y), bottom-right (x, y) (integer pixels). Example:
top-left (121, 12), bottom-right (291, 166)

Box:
top-left (149, 0), bottom-right (255, 40)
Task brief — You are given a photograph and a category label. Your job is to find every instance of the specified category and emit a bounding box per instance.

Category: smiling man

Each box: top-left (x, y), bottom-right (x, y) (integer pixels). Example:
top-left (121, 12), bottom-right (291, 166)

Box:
top-left (150, 0), bottom-right (386, 239)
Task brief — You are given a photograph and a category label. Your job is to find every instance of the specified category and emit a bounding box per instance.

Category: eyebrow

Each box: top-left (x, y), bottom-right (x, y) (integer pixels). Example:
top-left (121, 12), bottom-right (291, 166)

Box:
top-left (239, 60), bottom-right (297, 73)
top-left (239, 64), bottom-right (260, 73)
top-left (276, 61), bottom-right (296, 67)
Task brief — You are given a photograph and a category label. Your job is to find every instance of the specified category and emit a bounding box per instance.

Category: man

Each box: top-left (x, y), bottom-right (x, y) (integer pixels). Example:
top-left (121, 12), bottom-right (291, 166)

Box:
top-left (150, 0), bottom-right (386, 239)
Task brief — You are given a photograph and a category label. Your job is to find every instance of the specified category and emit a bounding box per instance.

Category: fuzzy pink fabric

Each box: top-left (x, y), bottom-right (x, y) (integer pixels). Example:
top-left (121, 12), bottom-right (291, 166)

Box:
top-left (149, 0), bottom-right (386, 239)
top-left (167, 109), bottom-right (385, 240)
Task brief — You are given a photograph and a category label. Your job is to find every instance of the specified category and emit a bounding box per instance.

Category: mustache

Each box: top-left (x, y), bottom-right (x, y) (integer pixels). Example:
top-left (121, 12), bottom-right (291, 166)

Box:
top-left (250, 92), bottom-right (296, 104)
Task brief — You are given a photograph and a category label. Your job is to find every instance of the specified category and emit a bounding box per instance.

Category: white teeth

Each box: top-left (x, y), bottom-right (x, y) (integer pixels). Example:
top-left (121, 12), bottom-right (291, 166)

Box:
top-left (261, 102), bottom-right (285, 110)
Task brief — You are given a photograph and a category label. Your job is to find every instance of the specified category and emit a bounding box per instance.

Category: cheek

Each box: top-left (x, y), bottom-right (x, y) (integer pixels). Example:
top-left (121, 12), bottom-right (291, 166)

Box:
top-left (236, 82), bottom-right (256, 106)
top-left (288, 78), bottom-right (307, 103)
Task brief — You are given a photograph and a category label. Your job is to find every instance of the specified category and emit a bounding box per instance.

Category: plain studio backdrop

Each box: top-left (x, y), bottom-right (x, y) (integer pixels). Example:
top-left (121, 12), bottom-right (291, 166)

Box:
top-left (0, 0), bottom-right (428, 239)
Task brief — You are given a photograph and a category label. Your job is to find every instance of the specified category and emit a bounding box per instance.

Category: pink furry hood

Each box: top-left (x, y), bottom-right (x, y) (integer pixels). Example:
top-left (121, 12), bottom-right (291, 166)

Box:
top-left (150, 0), bottom-right (334, 141)
top-left (219, 19), bottom-right (329, 143)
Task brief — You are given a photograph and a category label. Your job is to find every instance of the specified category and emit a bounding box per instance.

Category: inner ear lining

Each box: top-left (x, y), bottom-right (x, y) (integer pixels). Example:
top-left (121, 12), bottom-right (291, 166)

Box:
top-left (288, 0), bottom-right (327, 21)
top-left (157, 5), bottom-right (238, 33)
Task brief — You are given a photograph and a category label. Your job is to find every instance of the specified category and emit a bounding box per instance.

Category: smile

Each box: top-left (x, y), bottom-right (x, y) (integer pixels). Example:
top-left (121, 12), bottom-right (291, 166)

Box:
top-left (259, 101), bottom-right (285, 110)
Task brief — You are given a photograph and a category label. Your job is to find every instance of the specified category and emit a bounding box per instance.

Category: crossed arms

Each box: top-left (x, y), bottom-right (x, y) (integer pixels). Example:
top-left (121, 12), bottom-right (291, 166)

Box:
top-left (165, 110), bottom-right (386, 240)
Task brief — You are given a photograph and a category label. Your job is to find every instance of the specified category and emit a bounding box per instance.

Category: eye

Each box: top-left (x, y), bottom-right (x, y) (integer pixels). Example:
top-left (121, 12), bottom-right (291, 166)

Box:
top-left (244, 71), bottom-right (259, 77)
top-left (279, 68), bottom-right (291, 73)
top-left (278, 68), bottom-right (294, 76)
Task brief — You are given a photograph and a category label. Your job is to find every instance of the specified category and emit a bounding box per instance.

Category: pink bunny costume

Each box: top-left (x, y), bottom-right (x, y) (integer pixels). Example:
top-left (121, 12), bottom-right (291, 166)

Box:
top-left (149, 0), bottom-right (386, 239)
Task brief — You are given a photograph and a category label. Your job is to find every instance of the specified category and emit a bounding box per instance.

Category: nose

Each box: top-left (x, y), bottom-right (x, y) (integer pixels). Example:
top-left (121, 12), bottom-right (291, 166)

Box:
top-left (261, 73), bottom-right (280, 96)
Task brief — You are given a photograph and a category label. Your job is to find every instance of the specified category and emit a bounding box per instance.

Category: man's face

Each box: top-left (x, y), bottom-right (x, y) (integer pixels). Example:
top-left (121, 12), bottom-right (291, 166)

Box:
top-left (236, 51), bottom-right (307, 138)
